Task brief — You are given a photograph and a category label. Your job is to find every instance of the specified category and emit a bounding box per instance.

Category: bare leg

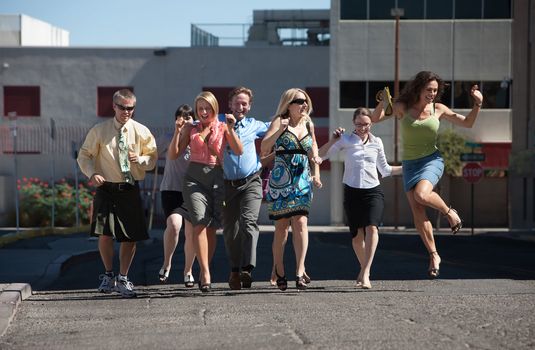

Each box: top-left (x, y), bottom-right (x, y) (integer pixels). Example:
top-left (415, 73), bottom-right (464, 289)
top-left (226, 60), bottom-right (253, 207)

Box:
top-left (98, 235), bottom-right (114, 272)
top-left (270, 226), bottom-right (288, 285)
top-left (207, 227), bottom-right (217, 264)
top-left (352, 229), bottom-right (365, 284)
top-left (412, 180), bottom-right (461, 229)
top-left (291, 215), bottom-right (308, 277)
top-left (273, 218), bottom-right (290, 278)
top-left (360, 225), bottom-right (379, 289)
top-left (406, 188), bottom-right (441, 277)
top-left (193, 224), bottom-right (211, 285)
top-left (183, 220), bottom-right (196, 277)
top-left (119, 242), bottom-right (136, 276)
top-left (161, 213), bottom-right (183, 275)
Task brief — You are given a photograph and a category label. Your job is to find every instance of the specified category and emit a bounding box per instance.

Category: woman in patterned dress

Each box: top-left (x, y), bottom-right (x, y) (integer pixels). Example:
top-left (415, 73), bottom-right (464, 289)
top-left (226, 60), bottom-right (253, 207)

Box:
top-left (261, 88), bottom-right (322, 291)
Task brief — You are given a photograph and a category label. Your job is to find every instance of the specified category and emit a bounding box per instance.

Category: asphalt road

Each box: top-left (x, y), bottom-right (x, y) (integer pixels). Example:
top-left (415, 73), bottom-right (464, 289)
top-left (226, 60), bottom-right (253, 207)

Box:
top-left (1, 229), bottom-right (535, 349)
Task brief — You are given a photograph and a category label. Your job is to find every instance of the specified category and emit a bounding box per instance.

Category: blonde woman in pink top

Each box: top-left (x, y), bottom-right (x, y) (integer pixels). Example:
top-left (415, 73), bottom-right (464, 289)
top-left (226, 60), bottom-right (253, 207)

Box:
top-left (171, 91), bottom-right (243, 292)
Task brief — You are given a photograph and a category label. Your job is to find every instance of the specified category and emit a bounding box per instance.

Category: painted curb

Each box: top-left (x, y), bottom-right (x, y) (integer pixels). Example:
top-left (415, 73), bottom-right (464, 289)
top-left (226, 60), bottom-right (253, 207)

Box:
top-left (0, 225), bottom-right (90, 248)
top-left (0, 283), bottom-right (32, 337)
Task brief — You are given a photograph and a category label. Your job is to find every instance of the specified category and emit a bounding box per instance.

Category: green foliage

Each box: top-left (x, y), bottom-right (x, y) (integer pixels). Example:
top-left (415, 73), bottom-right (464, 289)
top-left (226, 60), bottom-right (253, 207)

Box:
top-left (508, 148), bottom-right (535, 176)
top-left (437, 129), bottom-right (468, 176)
top-left (17, 177), bottom-right (94, 227)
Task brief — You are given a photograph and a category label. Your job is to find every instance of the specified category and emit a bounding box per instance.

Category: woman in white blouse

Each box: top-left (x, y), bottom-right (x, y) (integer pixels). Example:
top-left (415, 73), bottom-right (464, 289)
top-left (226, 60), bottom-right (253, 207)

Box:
top-left (319, 107), bottom-right (402, 289)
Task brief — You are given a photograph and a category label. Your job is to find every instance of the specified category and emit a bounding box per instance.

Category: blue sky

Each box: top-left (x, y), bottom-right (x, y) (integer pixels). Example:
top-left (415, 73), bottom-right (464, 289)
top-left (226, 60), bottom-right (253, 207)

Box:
top-left (0, 0), bottom-right (330, 47)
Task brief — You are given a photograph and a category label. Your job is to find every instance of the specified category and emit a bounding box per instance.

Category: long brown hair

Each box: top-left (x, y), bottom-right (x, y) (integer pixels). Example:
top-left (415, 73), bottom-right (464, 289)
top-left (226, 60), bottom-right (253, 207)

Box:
top-left (397, 71), bottom-right (446, 108)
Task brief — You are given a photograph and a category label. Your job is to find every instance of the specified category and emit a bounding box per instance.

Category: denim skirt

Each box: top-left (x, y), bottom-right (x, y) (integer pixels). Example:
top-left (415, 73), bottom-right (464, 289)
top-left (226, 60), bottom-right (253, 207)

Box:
top-left (402, 151), bottom-right (444, 192)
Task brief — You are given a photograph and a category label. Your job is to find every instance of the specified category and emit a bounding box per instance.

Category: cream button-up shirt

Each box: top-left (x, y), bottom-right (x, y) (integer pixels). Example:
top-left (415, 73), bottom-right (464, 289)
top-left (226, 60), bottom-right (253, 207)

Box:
top-left (77, 118), bottom-right (157, 183)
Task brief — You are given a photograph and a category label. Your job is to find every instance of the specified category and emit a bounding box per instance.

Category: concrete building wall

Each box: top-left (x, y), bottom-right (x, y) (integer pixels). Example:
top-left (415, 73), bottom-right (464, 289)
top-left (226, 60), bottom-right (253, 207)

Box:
top-left (0, 45), bottom-right (330, 225)
top-left (329, 0), bottom-right (512, 227)
top-left (0, 14), bottom-right (69, 47)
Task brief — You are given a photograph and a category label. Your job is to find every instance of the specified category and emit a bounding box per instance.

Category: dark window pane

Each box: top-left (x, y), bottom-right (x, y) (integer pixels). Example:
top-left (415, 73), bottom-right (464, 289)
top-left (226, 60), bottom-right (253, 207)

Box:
top-left (340, 81), bottom-right (366, 108)
top-left (455, 0), bottom-right (482, 19)
top-left (483, 0), bottom-right (511, 19)
top-left (341, 0), bottom-right (367, 20)
top-left (368, 81), bottom-right (394, 108)
top-left (426, 0), bottom-right (453, 19)
top-left (398, 0), bottom-right (424, 19)
top-left (370, 0), bottom-right (396, 19)
top-left (97, 86), bottom-right (133, 117)
top-left (453, 81), bottom-right (480, 108)
top-left (305, 87), bottom-right (329, 118)
top-left (4, 86), bottom-right (40, 117)
top-left (481, 81), bottom-right (510, 108)
top-left (202, 87), bottom-right (233, 113)
top-left (438, 81), bottom-right (453, 107)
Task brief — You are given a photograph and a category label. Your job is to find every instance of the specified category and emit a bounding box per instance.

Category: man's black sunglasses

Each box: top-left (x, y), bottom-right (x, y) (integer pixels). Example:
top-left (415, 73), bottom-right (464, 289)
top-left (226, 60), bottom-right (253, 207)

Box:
top-left (115, 103), bottom-right (136, 111)
top-left (290, 98), bottom-right (307, 105)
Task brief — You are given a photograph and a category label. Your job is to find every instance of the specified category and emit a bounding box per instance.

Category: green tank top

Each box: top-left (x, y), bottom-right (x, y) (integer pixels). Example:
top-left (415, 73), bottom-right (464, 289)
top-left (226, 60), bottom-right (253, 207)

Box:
top-left (401, 106), bottom-right (439, 161)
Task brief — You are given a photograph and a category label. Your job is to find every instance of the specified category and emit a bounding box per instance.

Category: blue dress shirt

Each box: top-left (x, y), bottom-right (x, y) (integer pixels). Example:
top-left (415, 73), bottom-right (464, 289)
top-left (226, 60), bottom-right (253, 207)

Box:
top-left (219, 114), bottom-right (269, 180)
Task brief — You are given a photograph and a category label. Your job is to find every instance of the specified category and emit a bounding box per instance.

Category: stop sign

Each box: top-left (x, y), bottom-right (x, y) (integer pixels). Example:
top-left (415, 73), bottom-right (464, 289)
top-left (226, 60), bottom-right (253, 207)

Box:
top-left (462, 162), bottom-right (484, 183)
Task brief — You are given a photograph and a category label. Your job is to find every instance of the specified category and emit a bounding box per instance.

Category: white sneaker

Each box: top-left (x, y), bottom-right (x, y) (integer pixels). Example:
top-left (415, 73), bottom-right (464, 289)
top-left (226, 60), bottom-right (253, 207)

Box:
top-left (97, 274), bottom-right (115, 293)
top-left (114, 276), bottom-right (137, 298)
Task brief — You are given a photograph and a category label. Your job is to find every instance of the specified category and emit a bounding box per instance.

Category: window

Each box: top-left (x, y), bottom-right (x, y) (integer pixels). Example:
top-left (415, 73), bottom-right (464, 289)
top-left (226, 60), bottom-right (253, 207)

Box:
top-left (438, 81), bottom-right (452, 107)
top-left (398, 0), bottom-right (424, 19)
top-left (453, 81), bottom-right (479, 108)
top-left (368, 81), bottom-right (395, 108)
top-left (369, 0), bottom-right (396, 19)
top-left (340, 0), bottom-right (367, 20)
top-left (97, 86), bottom-right (133, 117)
top-left (481, 81), bottom-right (510, 108)
top-left (483, 0), bottom-right (511, 19)
top-left (202, 87), bottom-right (233, 113)
top-left (426, 0), bottom-right (453, 19)
top-left (340, 81), bottom-right (366, 108)
top-left (4, 86), bottom-right (40, 117)
top-left (455, 0), bottom-right (482, 19)
top-left (305, 87), bottom-right (329, 118)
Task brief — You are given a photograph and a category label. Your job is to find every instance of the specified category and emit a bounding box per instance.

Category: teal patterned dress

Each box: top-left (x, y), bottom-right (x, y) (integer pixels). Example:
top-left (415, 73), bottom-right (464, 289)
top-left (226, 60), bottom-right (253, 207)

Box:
top-left (266, 128), bottom-right (313, 220)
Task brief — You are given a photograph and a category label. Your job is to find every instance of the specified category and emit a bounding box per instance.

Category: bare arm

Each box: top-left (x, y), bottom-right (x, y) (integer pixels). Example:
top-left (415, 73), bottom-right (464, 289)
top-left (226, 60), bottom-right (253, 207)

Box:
top-left (307, 122), bottom-right (322, 189)
top-left (438, 85), bottom-right (484, 128)
top-left (261, 116), bottom-right (288, 155)
top-left (169, 123), bottom-right (193, 160)
top-left (224, 114), bottom-right (243, 155)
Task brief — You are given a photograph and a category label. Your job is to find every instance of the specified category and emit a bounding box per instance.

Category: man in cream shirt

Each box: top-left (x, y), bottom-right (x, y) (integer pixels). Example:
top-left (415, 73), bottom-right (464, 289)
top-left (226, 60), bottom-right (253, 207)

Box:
top-left (78, 89), bottom-right (157, 298)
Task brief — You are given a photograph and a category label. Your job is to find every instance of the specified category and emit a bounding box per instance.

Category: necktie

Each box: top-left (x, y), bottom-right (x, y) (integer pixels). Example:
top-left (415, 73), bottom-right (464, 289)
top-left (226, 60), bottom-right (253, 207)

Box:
top-left (118, 127), bottom-right (134, 184)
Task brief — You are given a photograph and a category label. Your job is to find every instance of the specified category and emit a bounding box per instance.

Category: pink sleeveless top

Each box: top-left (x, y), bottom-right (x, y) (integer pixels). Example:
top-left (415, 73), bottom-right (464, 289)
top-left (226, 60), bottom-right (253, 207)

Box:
top-left (189, 121), bottom-right (226, 166)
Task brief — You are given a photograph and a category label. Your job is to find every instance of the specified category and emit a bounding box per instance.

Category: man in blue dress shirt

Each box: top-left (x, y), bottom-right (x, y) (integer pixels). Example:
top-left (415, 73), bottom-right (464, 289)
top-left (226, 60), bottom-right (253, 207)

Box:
top-left (220, 87), bottom-right (269, 290)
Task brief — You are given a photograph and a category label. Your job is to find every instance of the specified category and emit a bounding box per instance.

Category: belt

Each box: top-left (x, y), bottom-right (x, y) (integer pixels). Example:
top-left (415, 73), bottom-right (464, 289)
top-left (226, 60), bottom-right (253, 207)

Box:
top-left (103, 181), bottom-right (137, 192)
top-left (225, 171), bottom-right (260, 188)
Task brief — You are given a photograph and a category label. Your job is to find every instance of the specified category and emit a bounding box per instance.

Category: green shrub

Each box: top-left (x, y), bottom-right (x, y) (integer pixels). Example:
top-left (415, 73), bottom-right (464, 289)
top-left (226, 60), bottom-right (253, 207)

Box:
top-left (17, 177), bottom-right (95, 227)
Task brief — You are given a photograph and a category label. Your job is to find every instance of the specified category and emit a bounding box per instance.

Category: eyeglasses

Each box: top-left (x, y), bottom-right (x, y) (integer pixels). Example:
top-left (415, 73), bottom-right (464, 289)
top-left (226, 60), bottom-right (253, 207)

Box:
top-left (290, 98), bottom-right (307, 105)
top-left (115, 103), bottom-right (135, 111)
top-left (355, 123), bottom-right (371, 129)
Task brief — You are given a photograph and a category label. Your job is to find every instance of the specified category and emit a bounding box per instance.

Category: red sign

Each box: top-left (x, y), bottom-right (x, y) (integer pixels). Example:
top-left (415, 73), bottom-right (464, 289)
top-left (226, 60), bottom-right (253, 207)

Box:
top-left (462, 162), bottom-right (484, 183)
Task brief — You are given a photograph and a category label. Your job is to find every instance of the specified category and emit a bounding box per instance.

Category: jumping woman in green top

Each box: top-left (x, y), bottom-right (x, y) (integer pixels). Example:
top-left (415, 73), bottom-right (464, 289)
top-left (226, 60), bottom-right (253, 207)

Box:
top-left (371, 71), bottom-right (484, 278)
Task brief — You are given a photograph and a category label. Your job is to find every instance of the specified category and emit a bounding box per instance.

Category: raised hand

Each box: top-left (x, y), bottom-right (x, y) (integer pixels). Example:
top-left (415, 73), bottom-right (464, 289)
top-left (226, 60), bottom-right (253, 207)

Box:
top-left (333, 127), bottom-right (345, 139)
top-left (225, 113), bottom-right (236, 129)
top-left (471, 85), bottom-right (483, 106)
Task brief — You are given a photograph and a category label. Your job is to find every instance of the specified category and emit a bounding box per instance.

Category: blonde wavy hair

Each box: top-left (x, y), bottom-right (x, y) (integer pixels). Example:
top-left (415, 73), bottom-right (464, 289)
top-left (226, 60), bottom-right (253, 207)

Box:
top-left (273, 88), bottom-right (313, 125)
top-left (194, 91), bottom-right (219, 120)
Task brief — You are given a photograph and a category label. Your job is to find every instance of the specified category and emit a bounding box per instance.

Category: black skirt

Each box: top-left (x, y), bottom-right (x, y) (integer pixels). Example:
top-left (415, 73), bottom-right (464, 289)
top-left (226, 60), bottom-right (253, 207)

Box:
top-left (343, 184), bottom-right (384, 237)
top-left (90, 182), bottom-right (149, 242)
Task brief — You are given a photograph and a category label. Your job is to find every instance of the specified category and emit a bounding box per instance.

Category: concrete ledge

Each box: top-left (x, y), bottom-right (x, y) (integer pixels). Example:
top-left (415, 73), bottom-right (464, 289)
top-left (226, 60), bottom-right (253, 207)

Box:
top-left (0, 225), bottom-right (90, 248)
top-left (0, 283), bottom-right (32, 337)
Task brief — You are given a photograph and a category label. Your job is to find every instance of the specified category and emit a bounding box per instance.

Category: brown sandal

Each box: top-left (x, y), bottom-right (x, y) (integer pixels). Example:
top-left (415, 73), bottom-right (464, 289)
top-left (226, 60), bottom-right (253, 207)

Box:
top-left (445, 206), bottom-right (463, 234)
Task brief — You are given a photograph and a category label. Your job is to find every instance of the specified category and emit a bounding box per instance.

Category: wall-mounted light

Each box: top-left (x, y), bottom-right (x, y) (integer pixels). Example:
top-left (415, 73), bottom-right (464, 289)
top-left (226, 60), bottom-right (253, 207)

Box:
top-left (500, 77), bottom-right (512, 89)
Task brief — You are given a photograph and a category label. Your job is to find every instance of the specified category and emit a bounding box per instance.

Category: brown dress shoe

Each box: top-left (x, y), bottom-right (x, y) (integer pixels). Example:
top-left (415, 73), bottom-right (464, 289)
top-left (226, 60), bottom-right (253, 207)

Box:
top-left (228, 272), bottom-right (241, 290)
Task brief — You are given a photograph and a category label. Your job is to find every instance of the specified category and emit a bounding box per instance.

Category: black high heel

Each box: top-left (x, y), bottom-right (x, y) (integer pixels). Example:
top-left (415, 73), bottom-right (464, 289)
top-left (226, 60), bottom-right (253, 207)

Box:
top-left (274, 267), bottom-right (287, 291)
top-left (295, 276), bottom-right (307, 290)
top-left (199, 283), bottom-right (211, 293)
top-left (303, 271), bottom-right (311, 284)
top-left (158, 268), bottom-right (169, 284)
top-left (445, 206), bottom-right (463, 234)
top-left (428, 251), bottom-right (440, 279)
